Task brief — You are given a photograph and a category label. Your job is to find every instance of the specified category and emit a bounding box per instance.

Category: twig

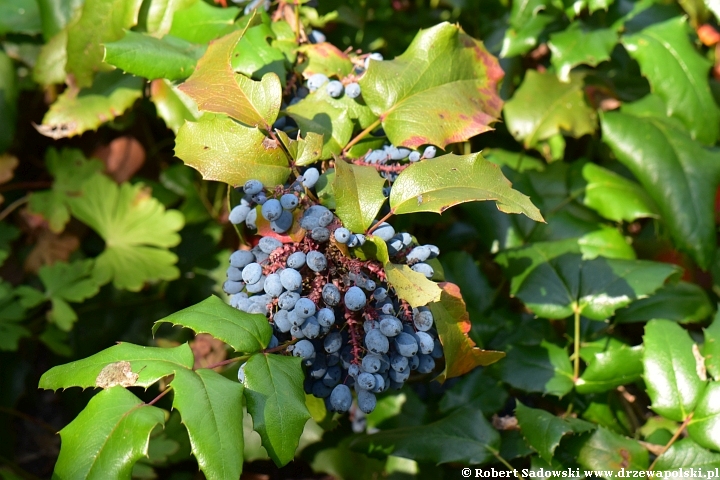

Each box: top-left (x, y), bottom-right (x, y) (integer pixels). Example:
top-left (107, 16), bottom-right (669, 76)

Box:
top-left (572, 308), bottom-right (581, 381)
top-left (342, 118), bottom-right (382, 155)
top-left (145, 386), bottom-right (173, 406)
top-left (648, 413), bottom-right (693, 472)
top-left (366, 209), bottom-right (395, 235)
top-left (0, 195), bottom-right (29, 221)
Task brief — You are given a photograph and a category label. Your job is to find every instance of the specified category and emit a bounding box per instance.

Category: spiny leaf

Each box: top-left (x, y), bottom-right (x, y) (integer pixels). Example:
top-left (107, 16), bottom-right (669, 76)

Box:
top-left (233, 23), bottom-right (288, 84)
top-left (643, 320), bottom-right (706, 421)
top-left (333, 160), bottom-right (387, 233)
top-left (504, 70), bottom-right (597, 149)
top-left (39, 342), bottom-right (194, 390)
top-left (149, 78), bottom-right (200, 134)
top-left (171, 368), bottom-right (244, 480)
top-left (285, 91), bottom-right (354, 159)
top-left (67, 174), bottom-right (185, 291)
top-left (296, 43), bottom-right (353, 78)
top-left (428, 283), bottom-right (505, 383)
top-left (577, 227), bottom-right (635, 260)
top-left (168, 0), bottom-right (239, 44)
top-left (385, 263), bottom-right (442, 308)
top-left (515, 402), bottom-right (594, 462)
top-left (359, 22), bottom-right (503, 149)
top-left (687, 382), bottom-right (720, 450)
top-left (654, 438), bottom-right (720, 472)
top-left (242, 354), bottom-right (310, 467)
top-left (548, 25), bottom-right (617, 82)
top-left (577, 428), bottom-right (649, 473)
top-left (582, 163), bottom-right (659, 223)
top-left (704, 310), bottom-right (720, 381)
top-left (501, 0), bottom-right (558, 57)
top-left (389, 153), bottom-right (543, 221)
top-left (623, 17), bottom-right (719, 145)
top-left (175, 114), bottom-right (290, 187)
top-left (179, 28), bottom-right (281, 127)
top-left (153, 295), bottom-right (272, 353)
top-left (601, 97), bottom-right (720, 269)
top-left (498, 341), bottom-right (574, 397)
top-left (615, 281), bottom-right (713, 325)
top-left (36, 71), bottom-right (143, 139)
top-left (53, 387), bottom-right (165, 479)
top-left (275, 130), bottom-right (323, 167)
top-left (576, 340), bottom-right (643, 393)
top-left (350, 405), bottom-right (500, 465)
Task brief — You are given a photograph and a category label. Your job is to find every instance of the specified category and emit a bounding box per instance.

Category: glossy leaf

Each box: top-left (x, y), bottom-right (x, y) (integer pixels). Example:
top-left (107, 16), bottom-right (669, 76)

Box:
top-left (152, 295), bottom-right (272, 353)
top-left (67, 174), bottom-right (185, 291)
top-left (168, 0), bottom-right (239, 44)
top-left (643, 320), bottom-right (706, 421)
top-left (614, 281), bottom-right (713, 325)
top-left (499, 342), bottom-right (574, 397)
top-left (516, 402), bottom-right (594, 462)
top-left (141, 0), bottom-right (196, 37)
top-left (39, 342), bottom-right (193, 390)
top-left (428, 283), bottom-right (505, 383)
top-left (286, 91), bottom-right (354, 159)
top-left (385, 263), bottom-right (442, 308)
top-left (149, 78), bottom-right (200, 133)
top-left (171, 368), bottom-right (244, 480)
top-left (242, 354), bottom-right (310, 467)
top-left (438, 368), bottom-right (508, 416)
top-left (275, 130), bottom-right (323, 167)
top-left (175, 114), bottom-right (291, 187)
top-left (577, 227), bottom-right (635, 260)
top-left (577, 428), bottom-right (649, 472)
top-left (65, 0), bottom-right (144, 88)
top-left (359, 22), bottom-right (503, 149)
top-left (0, 0), bottom-right (42, 35)
top-left (601, 103), bottom-right (720, 269)
top-left (104, 31), bottom-right (203, 81)
top-left (33, 29), bottom-right (68, 86)
top-left (501, 13), bottom-right (556, 58)
top-left (296, 43), bottom-right (353, 78)
top-left (332, 160), bottom-right (386, 233)
top-left (582, 163), bottom-right (659, 222)
top-left (496, 243), bottom-right (680, 320)
top-left (655, 438), bottom-right (720, 472)
top-left (37, 71), bottom-right (143, 139)
top-left (548, 25), bottom-right (617, 82)
top-left (687, 382), bottom-right (720, 451)
top-left (623, 17), bottom-right (719, 145)
top-left (350, 405), bottom-right (500, 465)
top-left (53, 387), bottom-right (165, 479)
top-left (232, 23), bottom-right (287, 84)
top-left (389, 153), bottom-right (543, 221)
top-left (576, 341), bottom-right (643, 393)
top-left (704, 311), bottom-right (720, 381)
top-left (179, 29), bottom-right (282, 128)
top-left (504, 70), bottom-right (597, 149)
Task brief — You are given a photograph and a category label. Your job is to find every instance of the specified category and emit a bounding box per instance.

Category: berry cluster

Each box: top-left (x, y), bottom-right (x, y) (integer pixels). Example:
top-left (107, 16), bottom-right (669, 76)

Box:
top-left (226, 174), bottom-right (444, 414)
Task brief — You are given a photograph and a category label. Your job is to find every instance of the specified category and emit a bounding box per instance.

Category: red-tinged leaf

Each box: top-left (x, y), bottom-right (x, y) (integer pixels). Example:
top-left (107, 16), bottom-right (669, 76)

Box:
top-left (428, 282), bottom-right (505, 383)
top-left (255, 207), bottom-right (306, 243)
top-left (178, 29), bottom-right (281, 127)
top-left (297, 43), bottom-right (353, 78)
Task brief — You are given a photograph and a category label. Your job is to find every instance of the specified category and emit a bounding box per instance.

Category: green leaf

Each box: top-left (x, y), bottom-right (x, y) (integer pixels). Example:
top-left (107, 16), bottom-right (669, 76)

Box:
top-left (28, 148), bottom-right (104, 232)
top-left (704, 310), bottom-right (720, 381)
top-left (54, 387), bottom-right (165, 479)
top-left (496, 243), bottom-right (680, 320)
top-left (358, 22), bottom-right (503, 149)
top-left (428, 283), bottom-right (505, 383)
top-left (576, 340), bottom-right (643, 393)
top-left (296, 43), bottom-right (353, 79)
top-left (179, 29), bottom-right (282, 128)
top-left (140, 0), bottom-right (196, 37)
top-left (39, 342), bottom-right (194, 390)
top-left (0, 283), bottom-right (30, 351)
top-left (0, 0), bottom-right (42, 35)
top-left (438, 368), bottom-right (508, 416)
top-left (485, 148), bottom-right (546, 173)
top-left (242, 354), bottom-right (310, 467)
top-left (286, 92), bottom-right (354, 159)
top-left (0, 223), bottom-right (20, 268)
top-left (65, 0), bottom-right (144, 88)
top-left (37, 70), bottom-right (144, 139)
top-left (504, 70), bottom-right (597, 149)
top-left (601, 102), bottom-right (720, 269)
top-left (548, 25), bottom-right (617, 82)
top-left (33, 28), bottom-right (68, 86)
top-left (577, 227), bottom-right (635, 260)
top-left (233, 23), bottom-right (288, 85)
top-left (149, 78), bottom-right (200, 134)
top-left (516, 402), bottom-right (594, 462)
top-left (275, 130), bottom-right (323, 167)
top-left (175, 114), bottom-right (290, 187)
top-left (687, 382), bottom-right (720, 450)
top-left (499, 341), bottom-right (574, 396)
top-left (623, 17), bottom-right (719, 145)
top-left (614, 281), bottom-right (713, 324)
top-left (643, 319), bottom-right (706, 421)
top-left (385, 262), bottom-right (442, 308)
top-left (67, 174), bottom-right (184, 291)
top-left (582, 163), bottom-right (659, 223)
top-left (171, 368), bottom-right (244, 480)
top-left (0, 51), bottom-right (18, 153)
top-left (104, 31), bottom-right (203, 81)
top-left (501, 14), bottom-right (556, 58)
top-left (153, 295), bottom-right (272, 353)
top-left (168, 0), bottom-right (239, 44)
top-left (332, 160), bottom-right (386, 233)
top-left (655, 438), bottom-right (720, 472)
top-left (577, 428), bottom-right (649, 473)
top-left (350, 405), bottom-right (500, 464)
top-left (389, 153), bottom-right (543, 221)
top-left (36, 259), bottom-right (101, 331)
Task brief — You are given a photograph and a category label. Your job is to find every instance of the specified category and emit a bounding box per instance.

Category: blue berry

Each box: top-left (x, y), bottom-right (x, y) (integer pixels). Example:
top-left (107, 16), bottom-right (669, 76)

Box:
top-left (306, 251), bottom-right (327, 272)
top-left (302, 168), bottom-right (320, 188)
top-left (334, 227), bottom-right (351, 243)
top-left (322, 283), bottom-right (341, 306)
top-left (345, 82), bottom-right (361, 99)
top-left (307, 73), bottom-right (329, 91)
top-left (395, 332), bottom-right (418, 357)
top-left (413, 308), bottom-right (434, 331)
top-left (271, 210), bottom-right (293, 233)
top-left (242, 263), bottom-right (263, 285)
top-left (365, 329), bottom-right (389, 354)
top-left (423, 146), bottom-right (437, 159)
top-left (230, 250), bottom-right (254, 268)
top-left (258, 236), bottom-right (282, 254)
top-left (293, 339), bottom-right (315, 359)
top-left (245, 208), bottom-right (258, 229)
top-left (415, 331), bottom-right (435, 354)
top-left (280, 193), bottom-right (299, 210)
top-left (287, 251), bottom-right (306, 269)
top-left (330, 384), bottom-right (352, 412)
top-left (357, 372), bottom-right (376, 391)
top-left (317, 307), bottom-right (335, 327)
top-left (324, 332), bottom-right (343, 354)
top-left (357, 390), bottom-right (376, 413)
top-left (362, 354), bottom-right (382, 373)
top-left (373, 222), bottom-right (395, 241)
top-left (344, 286), bottom-right (367, 311)
top-left (264, 273), bottom-right (284, 297)
top-left (278, 291), bottom-right (300, 310)
top-left (223, 280), bottom-right (244, 294)
top-left (243, 179), bottom-right (263, 195)
top-left (417, 354), bottom-right (435, 373)
top-left (379, 316), bottom-right (402, 337)
top-left (226, 266), bottom-right (243, 281)
top-left (326, 80), bottom-right (344, 98)
top-left (311, 227), bottom-right (330, 242)
top-left (408, 151), bottom-right (421, 162)
top-left (308, 30), bottom-right (326, 44)
top-left (411, 262), bottom-right (434, 278)
top-left (261, 199), bottom-right (282, 221)
top-left (229, 205), bottom-right (251, 224)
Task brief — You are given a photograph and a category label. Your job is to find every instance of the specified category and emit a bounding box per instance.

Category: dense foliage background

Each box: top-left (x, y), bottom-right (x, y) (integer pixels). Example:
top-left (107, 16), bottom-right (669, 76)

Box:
top-left (3, 0), bottom-right (720, 478)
